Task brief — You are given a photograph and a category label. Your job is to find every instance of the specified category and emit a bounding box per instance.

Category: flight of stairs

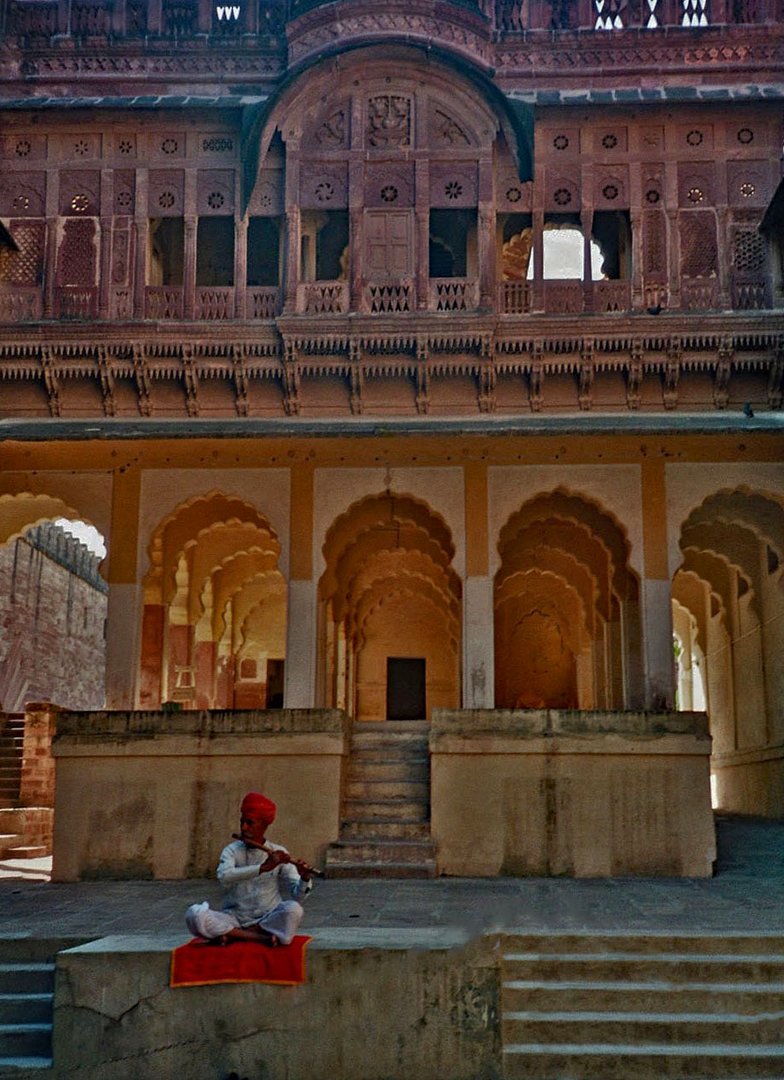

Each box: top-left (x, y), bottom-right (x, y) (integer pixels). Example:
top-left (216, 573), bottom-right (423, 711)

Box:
top-left (501, 931), bottom-right (784, 1078)
top-left (325, 721), bottom-right (437, 878)
top-left (0, 937), bottom-right (59, 1075)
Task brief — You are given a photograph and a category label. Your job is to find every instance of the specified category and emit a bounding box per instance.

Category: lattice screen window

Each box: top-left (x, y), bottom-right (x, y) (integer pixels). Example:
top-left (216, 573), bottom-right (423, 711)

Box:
top-left (644, 0), bottom-right (660, 27)
top-left (0, 222), bottom-right (44, 286)
top-left (58, 220), bottom-right (97, 286)
top-left (733, 230), bottom-right (767, 273)
top-left (682, 0), bottom-right (708, 25)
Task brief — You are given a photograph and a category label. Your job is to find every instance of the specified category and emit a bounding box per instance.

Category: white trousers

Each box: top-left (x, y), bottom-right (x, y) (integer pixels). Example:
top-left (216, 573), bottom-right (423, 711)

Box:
top-left (185, 900), bottom-right (304, 945)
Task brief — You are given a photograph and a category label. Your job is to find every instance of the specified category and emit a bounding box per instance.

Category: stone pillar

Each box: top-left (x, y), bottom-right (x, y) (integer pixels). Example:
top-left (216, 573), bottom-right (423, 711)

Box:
top-left (415, 158), bottom-right (430, 310)
top-left (19, 703), bottom-right (57, 808)
top-left (285, 465), bottom-right (316, 708)
top-left (463, 463), bottom-right (494, 708)
top-left (283, 155), bottom-right (301, 313)
top-left (477, 158), bottom-right (495, 309)
top-left (182, 217), bottom-right (197, 319)
top-left (105, 468), bottom-right (142, 709)
top-left (234, 216), bottom-right (248, 319)
top-left (641, 461), bottom-right (675, 709)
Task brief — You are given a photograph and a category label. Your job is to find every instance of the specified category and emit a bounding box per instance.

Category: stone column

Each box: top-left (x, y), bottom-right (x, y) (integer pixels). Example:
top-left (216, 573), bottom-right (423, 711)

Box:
top-left (477, 158), bottom-right (495, 309)
top-left (285, 464), bottom-right (317, 707)
top-left (234, 216), bottom-right (248, 319)
top-left (105, 468), bottom-right (142, 709)
top-left (133, 168), bottom-right (148, 318)
top-left (283, 155), bottom-right (301, 313)
top-left (415, 158), bottom-right (429, 310)
top-left (182, 218), bottom-right (197, 319)
top-left (640, 461), bottom-right (675, 709)
top-left (462, 463), bottom-right (494, 708)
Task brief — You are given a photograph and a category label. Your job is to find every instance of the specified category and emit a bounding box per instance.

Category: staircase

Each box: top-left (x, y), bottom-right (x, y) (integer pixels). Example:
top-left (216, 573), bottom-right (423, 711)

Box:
top-left (501, 931), bottom-right (784, 1078)
top-left (0, 716), bottom-right (48, 862)
top-left (325, 721), bottom-right (437, 878)
top-left (0, 937), bottom-right (58, 1075)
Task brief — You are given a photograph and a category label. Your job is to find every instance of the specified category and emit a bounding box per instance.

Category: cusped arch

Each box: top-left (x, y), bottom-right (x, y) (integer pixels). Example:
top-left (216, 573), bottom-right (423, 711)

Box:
top-left (681, 487), bottom-right (784, 560)
top-left (0, 491), bottom-right (95, 547)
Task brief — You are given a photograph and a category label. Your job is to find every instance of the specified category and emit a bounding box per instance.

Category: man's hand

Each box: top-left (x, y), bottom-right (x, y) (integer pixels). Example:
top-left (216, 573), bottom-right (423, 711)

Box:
top-left (291, 858), bottom-right (314, 882)
top-left (258, 849), bottom-right (290, 874)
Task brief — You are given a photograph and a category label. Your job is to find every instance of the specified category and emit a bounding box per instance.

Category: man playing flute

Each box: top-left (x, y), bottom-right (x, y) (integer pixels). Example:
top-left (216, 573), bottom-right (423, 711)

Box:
top-left (185, 792), bottom-right (314, 947)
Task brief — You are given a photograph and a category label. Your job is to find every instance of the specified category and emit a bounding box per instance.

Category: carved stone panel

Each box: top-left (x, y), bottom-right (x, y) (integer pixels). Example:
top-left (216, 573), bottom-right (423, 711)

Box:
top-left (250, 170), bottom-right (283, 216)
top-left (0, 134), bottom-right (47, 162)
top-left (542, 128), bottom-right (581, 158)
top-left (679, 211), bottom-right (718, 278)
top-left (299, 162), bottom-right (348, 209)
top-left (197, 133), bottom-right (237, 160)
top-left (113, 170), bottom-right (136, 217)
top-left (643, 209), bottom-right (667, 282)
top-left (149, 133), bottom-right (187, 161)
top-left (148, 170), bottom-right (185, 216)
top-left (497, 172), bottom-right (532, 213)
top-left (367, 95), bottom-right (412, 150)
top-left (197, 169), bottom-right (236, 215)
top-left (110, 134), bottom-right (137, 161)
top-left (57, 218), bottom-right (98, 286)
top-left (726, 161), bottom-right (770, 208)
top-left (673, 124), bottom-right (714, 154)
top-left (593, 127), bottom-right (628, 154)
top-left (428, 105), bottom-right (472, 148)
top-left (58, 132), bottom-right (102, 162)
top-left (641, 165), bottom-right (664, 209)
top-left (594, 167), bottom-right (629, 209)
top-left (364, 163), bottom-right (415, 208)
top-left (59, 170), bottom-right (101, 216)
top-left (0, 220), bottom-right (45, 285)
top-left (311, 103), bottom-right (350, 150)
top-left (0, 171), bottom-right (46, 217)
top-left (678, 164), bottom-right (715, 208)
top-left (544, 174), bottom-right (580, 212)
top-left (112, 224), bottom-right (132, 286)
top-left (429, 163), bottom-right (478, 208)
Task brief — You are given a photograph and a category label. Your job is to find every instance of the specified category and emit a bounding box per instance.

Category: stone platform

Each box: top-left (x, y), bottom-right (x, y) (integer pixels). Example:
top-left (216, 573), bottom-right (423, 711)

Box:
top-left (0, 816), bottom-right (782, 1080)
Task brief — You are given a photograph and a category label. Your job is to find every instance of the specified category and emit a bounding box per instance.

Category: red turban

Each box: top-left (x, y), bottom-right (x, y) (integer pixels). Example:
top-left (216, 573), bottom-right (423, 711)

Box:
top-left (240, 792), bottom-right (276, 823)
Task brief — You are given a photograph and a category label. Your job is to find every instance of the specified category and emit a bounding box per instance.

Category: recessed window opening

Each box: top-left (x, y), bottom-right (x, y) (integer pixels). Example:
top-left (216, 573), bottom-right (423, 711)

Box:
top-left (592, 210), bottom-right (632, 280)
top-left (148, 218), bottom-right (184, 285)
top-left (196, 216), bottom-right (235, 286)
top-left (500, 213), bottom-right (533, 280)
top-left (247, 217), bottom-right (282, 286)
top-left (532, 216), bottom-right (604, 280)
top-left (300, 210), bottom-right (349, 282)
top-left (429, 209), bottom-right (476, 278)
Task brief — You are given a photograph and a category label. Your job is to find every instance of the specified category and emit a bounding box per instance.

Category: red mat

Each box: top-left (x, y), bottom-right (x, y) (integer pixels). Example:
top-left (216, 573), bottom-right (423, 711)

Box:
top-left (170, 935), bottom-right (312, 988)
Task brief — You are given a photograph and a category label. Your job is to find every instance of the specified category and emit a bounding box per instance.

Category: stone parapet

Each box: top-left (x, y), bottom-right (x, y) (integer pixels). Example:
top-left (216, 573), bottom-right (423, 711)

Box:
top-left (430, 708), bottom-right (715, 878)
top-left (712, 743), bottom-right (784, 819)
top-left (52, 709), bottom-right (349, 882)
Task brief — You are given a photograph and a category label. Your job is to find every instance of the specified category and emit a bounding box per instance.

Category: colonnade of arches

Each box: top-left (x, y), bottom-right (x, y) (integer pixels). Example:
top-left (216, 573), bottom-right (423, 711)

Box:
top-left (1, 485), bottom-right (783, 800)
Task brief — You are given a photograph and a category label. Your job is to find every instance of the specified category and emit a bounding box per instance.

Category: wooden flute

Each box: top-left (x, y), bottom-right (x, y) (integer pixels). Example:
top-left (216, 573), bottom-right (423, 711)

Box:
top-left (231, 834), bottom-right (325, 877)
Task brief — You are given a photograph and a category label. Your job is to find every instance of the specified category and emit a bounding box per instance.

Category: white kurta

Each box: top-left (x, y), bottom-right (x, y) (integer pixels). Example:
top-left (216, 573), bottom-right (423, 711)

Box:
top-left (185, 838), bottom-right (312, 945)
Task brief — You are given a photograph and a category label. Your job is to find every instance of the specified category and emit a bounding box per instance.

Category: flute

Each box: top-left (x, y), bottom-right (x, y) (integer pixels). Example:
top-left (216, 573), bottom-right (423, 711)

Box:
top-left (232, 834), bottom-right (325, 878)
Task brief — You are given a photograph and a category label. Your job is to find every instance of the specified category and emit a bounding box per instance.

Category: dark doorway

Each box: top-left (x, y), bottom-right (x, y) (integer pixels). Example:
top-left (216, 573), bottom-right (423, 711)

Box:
top-left (386, 657), bottom-right (426, 720)
top-left (266, 658), bottom-right (285, 708)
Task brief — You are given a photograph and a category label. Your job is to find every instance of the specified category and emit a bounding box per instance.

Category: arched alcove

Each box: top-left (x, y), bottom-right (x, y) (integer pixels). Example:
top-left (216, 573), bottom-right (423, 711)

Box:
top-left (140, 492), bottom-right (285, 709)
top-left (673, 487), bottom-right (784, 817)
top-left (494, 488), bottom-right (641, 709)
top-left (319, 492), bottom-right (461, 721)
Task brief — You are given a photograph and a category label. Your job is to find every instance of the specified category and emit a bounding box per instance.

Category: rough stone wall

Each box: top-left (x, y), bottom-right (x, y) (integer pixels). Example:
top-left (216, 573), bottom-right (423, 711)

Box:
top-left (0, 527), bottom-right (107, 712)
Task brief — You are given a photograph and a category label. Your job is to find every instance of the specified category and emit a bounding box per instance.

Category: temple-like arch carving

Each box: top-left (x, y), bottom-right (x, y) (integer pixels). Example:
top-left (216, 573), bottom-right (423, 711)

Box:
top-left (140, 492), bottom-right (286, 709)
top-left (494, 489), bottom-right (641, 709)
top-left (319, 492), bottom-right (461, 721)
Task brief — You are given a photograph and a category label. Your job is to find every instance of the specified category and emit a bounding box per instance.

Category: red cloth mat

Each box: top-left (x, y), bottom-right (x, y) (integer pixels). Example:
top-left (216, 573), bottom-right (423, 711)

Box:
top-left (170, 935), bottom-right (312, 988)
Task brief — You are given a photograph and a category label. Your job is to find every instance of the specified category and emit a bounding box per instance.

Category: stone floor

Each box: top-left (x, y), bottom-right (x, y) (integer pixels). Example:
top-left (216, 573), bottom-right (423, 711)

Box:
top-left (0, 815), bottom-right (782, 941)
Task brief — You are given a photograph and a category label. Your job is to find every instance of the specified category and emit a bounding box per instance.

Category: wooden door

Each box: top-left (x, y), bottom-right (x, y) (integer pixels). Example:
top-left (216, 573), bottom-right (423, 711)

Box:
top-left (364, 210), bottom-right (413, 280)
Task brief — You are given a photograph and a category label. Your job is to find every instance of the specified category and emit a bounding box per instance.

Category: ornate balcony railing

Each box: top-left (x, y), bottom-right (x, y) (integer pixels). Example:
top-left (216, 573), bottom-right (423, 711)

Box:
top-left (298, 281), bottom-right (349, 315)
top-left (195, 287), bottom-right (234, 320)
top-left (0, 287), bottom-right (42, 322)
top-left (247, 287), bottom-right (281, 319)
top-left (430, 279), bottom-right (479, 312)
top-left (145, 286), bottom-right (184, 320)
top-left (499, 280), bottom-right (532, 314)
top-left (594, 280), bottom-right (632, 313)
top-left (543, 281), bottom-right (584, 314)
top-left (365, 280), bottom-right (414, 314)
top-left (681, 279), bottom-right (720, 311)
top-left (56, 286), bottom-right (97, 320)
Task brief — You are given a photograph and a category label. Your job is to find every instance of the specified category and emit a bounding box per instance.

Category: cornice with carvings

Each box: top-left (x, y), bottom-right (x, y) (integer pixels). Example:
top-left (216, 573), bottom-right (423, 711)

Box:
top-left (0, 317), bottom-right (780, 417)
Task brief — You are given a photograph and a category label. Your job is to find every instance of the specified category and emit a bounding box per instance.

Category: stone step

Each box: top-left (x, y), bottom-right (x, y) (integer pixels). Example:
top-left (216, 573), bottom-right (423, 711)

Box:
top-left (347, 759), bottom-right (430, 782)
top-left (0, 995), bottom-right (53, 1026)
top-left (502, 1011), bottom-right (784, 1046)
top-left (0, 938), bottom-right (84, 964)
top-left (345, 779), bottom-right (430, 801)
top-left (326, 839), bottom-right (437, 864)
top-left (3, 847), bottom-right (47, 859)
top-left (502, 979), bottom-right (784, 1015)
top-left (0, 811), bottom-right (27, 832)
top-left (0, 1056), bottom-right (53, 1074)
top-left (340, 819), bottom-right (432, 841)
top-left (501, 1043), bottom-right (784, 1079)
top-left (0, 836), bottom-right (23, 858)
top-left (342, 798), bottom-right (429, 822)
top-left (0, 1024), bottom-right (52, 1060)
top-left (325, 859), bottom-right (437, 879)
top-left (502, 933), bottom-right (784, 956)
top-left (502, 952), bottom-right (784, 984)
top-left (0, 966), bottom-right (54, 996)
